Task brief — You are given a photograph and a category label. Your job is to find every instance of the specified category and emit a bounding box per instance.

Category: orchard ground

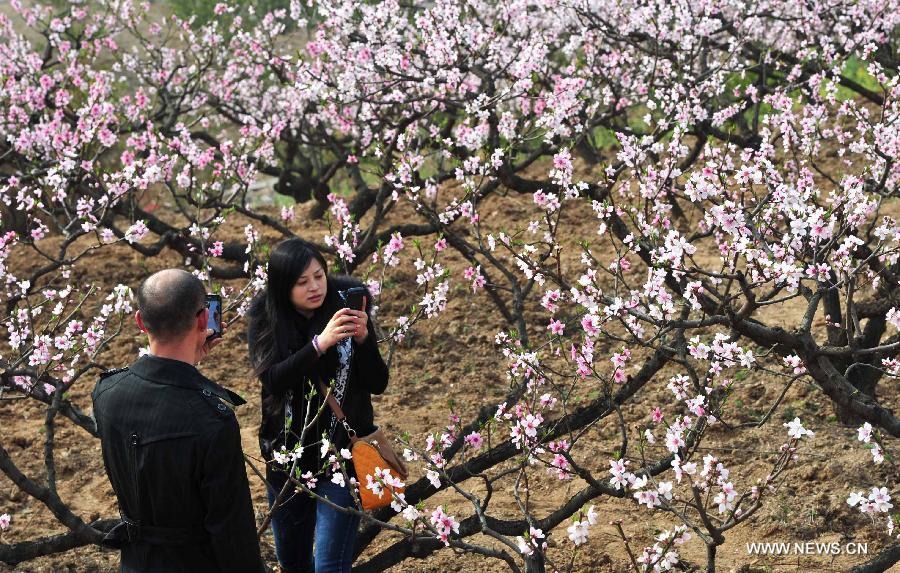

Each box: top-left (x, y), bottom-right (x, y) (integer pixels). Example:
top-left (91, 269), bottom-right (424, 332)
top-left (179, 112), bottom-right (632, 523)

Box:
top-left (1, 184), bottom-right (897, 573)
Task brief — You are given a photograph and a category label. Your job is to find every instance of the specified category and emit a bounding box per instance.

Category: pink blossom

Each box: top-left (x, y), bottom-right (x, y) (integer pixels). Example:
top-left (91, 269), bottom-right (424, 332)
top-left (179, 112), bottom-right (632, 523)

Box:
top-left (611, 348), bottom-right (631, 368)
top-left (857, 422), bottom-right (873, 444)
top-left (464, 266), bottom-right (485, 293)
top-left (541, 290), bottom-right (561, 312)
top-left (429, 506), bottom-right (459, 546)
top-left (464, 432), bottom-right (483, 450)
top-left (125, 221), bottom-right (149, 244)
top-left (783, 354), bottom-right (806, 374)
top-left (665, 429), bottom-right (685, 453)
top-left (382, 232), bottom-right (404, 267)
top-left (783, 417), bottom-right (814, 440)
top-left (98, 128), bottom-right (116, 147)
top-left (547, 319), bottom-right (564, 336)
top-left (608, 459), bottom-right (631, 490)
top-left (567, 519), bottom-right (589, 545)
top-left (516, 527), bottom-right (546, 556)
top-left (888, 308), bottom-right (900, 330)
top-left (581, 314), bottom-right (601, 337)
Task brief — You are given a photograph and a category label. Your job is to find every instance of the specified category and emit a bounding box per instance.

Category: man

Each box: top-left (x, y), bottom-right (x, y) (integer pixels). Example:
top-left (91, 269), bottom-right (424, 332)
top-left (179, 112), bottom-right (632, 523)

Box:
top-left (92, 269), bottom-right (265, 572)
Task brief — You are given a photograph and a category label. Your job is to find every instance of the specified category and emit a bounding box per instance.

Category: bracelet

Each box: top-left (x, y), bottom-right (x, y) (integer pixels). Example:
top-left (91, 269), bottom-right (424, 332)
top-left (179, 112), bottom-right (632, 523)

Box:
top-left (312, 335), bottom-right (323, 356)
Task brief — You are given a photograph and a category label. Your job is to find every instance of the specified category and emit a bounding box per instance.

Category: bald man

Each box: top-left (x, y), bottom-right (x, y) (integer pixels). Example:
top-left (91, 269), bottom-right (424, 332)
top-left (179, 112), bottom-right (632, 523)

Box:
top-left (92, 270), bottom-right (264, 573)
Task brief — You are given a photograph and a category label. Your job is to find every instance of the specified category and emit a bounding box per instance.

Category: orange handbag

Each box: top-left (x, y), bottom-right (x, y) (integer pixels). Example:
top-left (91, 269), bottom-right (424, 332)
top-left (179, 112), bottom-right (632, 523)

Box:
top-left (320, 383), bottom-right (408, 511)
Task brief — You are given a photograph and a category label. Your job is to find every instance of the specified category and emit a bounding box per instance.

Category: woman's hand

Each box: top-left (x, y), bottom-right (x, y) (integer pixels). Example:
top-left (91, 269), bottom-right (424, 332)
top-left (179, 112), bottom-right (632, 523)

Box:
top-left (319, 307), bottom-right (363, 351)
top-left (351, 297), bottom-right (369, 344)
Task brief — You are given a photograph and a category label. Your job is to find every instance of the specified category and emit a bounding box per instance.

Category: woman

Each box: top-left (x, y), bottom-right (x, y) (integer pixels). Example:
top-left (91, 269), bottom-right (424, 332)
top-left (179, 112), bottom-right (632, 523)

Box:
top-left (247, 238), bottom-right (389, 573)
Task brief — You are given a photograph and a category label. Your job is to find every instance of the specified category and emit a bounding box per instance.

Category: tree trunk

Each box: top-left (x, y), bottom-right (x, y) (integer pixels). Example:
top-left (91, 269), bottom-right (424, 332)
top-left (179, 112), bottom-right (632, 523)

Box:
top-left (523, 552), bottom-right (545, 573)
top-left (831, 315), bottom-right (886, 425)
top-left (706, 543), bottom-right (717, 573)
top-left (847, 541), bottom-right (900, 573)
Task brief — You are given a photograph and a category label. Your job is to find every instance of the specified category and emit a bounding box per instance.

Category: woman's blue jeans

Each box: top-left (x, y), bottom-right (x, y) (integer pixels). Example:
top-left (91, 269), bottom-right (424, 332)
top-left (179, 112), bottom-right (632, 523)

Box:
top-left (266, 477), bottom-right (360, 573)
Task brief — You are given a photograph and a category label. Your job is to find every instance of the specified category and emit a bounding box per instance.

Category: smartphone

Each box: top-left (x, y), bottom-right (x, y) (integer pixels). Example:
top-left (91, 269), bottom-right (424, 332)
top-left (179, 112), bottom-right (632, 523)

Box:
top-left (338, 287), bottom-right (367, 311)
top-left (206, 294), bottom-right (222, 340)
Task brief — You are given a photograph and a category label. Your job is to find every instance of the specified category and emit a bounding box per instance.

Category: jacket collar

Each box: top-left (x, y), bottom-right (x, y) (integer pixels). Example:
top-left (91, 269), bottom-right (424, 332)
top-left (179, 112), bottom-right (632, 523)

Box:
top-left (130, 355), bottom-right (246, 406)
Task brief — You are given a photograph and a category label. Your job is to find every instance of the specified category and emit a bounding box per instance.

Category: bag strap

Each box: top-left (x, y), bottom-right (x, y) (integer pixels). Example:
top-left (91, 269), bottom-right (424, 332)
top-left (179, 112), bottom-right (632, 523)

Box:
top-left (318, 381), bottom-right (358, 442)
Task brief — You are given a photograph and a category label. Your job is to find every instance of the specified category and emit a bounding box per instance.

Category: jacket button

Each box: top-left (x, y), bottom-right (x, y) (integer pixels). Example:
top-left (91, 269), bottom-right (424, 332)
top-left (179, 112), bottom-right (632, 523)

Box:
top-left (202, 389), bottom-right (212, 397)
top-left (217, 403), bottom-right (227, 412)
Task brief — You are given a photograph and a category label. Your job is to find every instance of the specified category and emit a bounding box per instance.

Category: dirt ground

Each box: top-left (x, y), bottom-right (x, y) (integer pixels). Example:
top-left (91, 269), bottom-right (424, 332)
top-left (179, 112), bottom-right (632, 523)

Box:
top-left (1, 189), bottom-right (898, 573)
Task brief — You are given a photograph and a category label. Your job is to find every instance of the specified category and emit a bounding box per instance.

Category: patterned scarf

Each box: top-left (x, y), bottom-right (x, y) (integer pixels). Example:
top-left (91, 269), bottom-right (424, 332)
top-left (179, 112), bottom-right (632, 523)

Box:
top-left (327, 336), bottom-right (354, 437)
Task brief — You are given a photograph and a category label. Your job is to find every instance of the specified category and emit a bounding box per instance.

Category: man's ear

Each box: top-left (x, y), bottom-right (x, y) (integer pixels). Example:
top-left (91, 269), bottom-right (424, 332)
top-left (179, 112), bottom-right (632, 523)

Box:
top-left (135, 310), bottom-right (147, 333)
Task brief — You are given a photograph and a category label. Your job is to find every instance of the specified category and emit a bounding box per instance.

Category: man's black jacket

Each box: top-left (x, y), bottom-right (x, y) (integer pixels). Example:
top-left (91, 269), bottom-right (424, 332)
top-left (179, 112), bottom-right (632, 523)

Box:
top-left (92, 355), bottom-right (264, 573)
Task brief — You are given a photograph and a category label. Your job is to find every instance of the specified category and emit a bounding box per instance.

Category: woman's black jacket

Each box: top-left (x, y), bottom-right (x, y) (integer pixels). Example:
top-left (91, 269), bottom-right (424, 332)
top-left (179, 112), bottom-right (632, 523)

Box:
top-left (247, 276), bottom-right (389, 480)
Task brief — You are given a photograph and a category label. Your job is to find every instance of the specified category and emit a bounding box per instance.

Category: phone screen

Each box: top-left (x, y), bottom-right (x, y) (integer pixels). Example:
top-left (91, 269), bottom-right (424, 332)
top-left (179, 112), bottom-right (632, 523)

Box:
top-left (206, 295), bottom-right (222, 339)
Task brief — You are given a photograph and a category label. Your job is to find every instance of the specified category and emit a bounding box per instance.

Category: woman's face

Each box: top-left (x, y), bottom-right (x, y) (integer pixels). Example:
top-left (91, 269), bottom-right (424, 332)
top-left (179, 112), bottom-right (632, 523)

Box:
top-left (290, 259), bottom-right (327, 314)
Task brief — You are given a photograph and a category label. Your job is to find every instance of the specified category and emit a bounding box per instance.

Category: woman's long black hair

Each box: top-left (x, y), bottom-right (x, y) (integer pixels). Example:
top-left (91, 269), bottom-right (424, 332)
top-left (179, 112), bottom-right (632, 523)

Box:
top-left (250, 238), bottom-right (329, 377)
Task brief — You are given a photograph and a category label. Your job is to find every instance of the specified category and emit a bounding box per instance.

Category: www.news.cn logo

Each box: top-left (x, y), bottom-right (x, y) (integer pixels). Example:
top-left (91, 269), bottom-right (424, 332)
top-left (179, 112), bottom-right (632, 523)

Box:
top-left (746, 542), bottom-right (868, 555)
